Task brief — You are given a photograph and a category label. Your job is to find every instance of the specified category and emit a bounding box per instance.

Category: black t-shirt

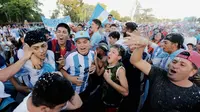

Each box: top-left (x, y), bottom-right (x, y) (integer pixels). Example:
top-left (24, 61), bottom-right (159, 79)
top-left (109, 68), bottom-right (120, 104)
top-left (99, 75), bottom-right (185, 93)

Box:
top-left (142, 66), bottom-right (200, 112)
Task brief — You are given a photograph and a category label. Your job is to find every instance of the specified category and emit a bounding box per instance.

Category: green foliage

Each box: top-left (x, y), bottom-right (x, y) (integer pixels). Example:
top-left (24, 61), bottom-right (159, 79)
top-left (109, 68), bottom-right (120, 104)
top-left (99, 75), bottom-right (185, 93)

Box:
top-left (0, 0), bottom-right (42, 24)
top-left (51, 9), bottom-right (60, 19)
top-left (56, 1), bottom-right (95, 22)
top-left (121, 16), bottom-right (131, 22)
top-left (110, 10), bottom-right (121, 20)
top-left (78, 3), bottom-right (95, 22)
top-left (58, 0), bottom-right (83, 22)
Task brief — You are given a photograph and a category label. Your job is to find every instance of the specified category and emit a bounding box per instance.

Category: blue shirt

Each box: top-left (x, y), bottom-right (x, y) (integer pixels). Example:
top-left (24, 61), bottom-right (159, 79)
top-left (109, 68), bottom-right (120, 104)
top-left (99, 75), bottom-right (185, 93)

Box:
top-left (91, 31), bottom-right (102, 47)
top-left (63, 50), bottom-right (94, 94)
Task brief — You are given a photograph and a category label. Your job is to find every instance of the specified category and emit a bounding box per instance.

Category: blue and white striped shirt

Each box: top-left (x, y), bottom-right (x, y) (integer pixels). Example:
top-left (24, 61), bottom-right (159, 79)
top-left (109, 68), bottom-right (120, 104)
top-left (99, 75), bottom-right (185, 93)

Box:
top-left (63, 50), bottom-right (95, 94)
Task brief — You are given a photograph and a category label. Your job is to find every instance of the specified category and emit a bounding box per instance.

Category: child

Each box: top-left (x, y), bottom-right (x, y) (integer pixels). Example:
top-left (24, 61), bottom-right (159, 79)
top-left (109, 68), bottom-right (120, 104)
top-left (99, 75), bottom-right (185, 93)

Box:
top-left (94, 42), bottom-right (109, 76)
top-left (13, 30), bottom-right (56, 94)
top-left (102, 44), bottom-right (128, 112)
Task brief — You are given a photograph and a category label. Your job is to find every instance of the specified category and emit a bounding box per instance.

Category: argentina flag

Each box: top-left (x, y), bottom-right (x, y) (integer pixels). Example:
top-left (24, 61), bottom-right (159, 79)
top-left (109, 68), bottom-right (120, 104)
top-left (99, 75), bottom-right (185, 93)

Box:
top-left (87, 4), bottom-right (110, 26)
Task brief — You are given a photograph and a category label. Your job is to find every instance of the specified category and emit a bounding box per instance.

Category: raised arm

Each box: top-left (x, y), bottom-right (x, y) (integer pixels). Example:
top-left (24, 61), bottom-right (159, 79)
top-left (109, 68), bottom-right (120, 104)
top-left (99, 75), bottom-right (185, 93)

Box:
top-left (0, 44), bottom-right (33, 82)
top-left (94, 51), bottom-right (105, 76)
top-left (124, 32), bottom-right (151, 75)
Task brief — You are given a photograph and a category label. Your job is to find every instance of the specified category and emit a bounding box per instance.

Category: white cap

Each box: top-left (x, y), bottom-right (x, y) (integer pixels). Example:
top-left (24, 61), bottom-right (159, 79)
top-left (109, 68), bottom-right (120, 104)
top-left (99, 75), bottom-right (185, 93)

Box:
top-left (0, 81), bottom-right (10, 98)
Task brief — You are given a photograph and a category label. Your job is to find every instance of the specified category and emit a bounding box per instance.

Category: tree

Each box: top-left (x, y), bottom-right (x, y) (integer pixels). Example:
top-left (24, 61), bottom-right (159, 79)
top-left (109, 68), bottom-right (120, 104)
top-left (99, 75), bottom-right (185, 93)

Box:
top-left (110, 10), bottom-right (121, 20)
top-left (58, 0), bottom-right (83, 22)
top-left (121, 16), bottom-right (131, 22)
top-left (0, 0), bottom-right (42, 23)
top-left (51, 9), bottom-right (60, 19)
top-left (78, 3), bottom-right (95, 22)
top-left (133, 7), bottom-right (156, 23)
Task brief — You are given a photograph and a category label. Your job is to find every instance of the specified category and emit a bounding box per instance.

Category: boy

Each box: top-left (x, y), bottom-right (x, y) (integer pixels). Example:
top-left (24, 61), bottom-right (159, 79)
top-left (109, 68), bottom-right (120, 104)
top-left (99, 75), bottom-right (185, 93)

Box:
top-left (102, 44), bottom-right (128, 112)
top-left (28, 23), bottom-right (75, 70)
top-left (61, 31), bottom-right (95, 94)
top-left (108, 31), bottom-right (120, 46)
top-left (15, 30), bottom-right (55, 89)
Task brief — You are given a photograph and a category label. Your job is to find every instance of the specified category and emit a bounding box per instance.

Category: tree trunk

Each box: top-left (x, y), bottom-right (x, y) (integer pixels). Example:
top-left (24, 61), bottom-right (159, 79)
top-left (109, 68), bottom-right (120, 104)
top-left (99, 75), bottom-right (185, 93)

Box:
top-left (4, 12), bottom-right (11, 23)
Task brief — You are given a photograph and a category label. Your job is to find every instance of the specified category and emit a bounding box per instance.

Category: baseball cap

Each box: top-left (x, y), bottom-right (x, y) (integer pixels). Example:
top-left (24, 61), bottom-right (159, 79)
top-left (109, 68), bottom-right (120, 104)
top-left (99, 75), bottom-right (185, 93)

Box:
top-left (176, 50), bottom-right (200, 69)
top-left (125, 22), bottom-right (138, 31)
top-left (98, 42), bottom-right (109, 52)
top-left (164, 33), bottom-right (184, 48)
top-left (0, 82), bottom-right (10, 98)
top-left (74, 31), bottom-right (90, 42)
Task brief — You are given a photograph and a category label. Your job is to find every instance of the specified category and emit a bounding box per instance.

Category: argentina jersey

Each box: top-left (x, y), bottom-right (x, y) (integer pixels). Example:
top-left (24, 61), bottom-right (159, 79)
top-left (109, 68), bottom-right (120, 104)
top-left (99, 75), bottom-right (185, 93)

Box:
top-left (63, 50), bottom-right (94, 94)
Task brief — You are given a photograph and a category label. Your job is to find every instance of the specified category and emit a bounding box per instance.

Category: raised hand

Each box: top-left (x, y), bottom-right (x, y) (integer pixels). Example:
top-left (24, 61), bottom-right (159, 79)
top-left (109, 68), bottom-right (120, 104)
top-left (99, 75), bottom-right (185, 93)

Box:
top-left (23, 44), bottom-right (33, 61)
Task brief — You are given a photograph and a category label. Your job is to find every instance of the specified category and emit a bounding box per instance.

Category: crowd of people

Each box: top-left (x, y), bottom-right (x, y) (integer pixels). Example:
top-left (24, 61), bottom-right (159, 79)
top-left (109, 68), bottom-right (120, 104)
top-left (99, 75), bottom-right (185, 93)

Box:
top-left (0, 14), bottom-right (200, 112)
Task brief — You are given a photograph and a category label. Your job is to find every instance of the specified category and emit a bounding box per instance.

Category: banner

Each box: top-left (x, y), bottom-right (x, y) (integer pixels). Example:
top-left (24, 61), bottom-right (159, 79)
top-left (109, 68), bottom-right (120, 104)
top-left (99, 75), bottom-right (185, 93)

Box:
top-left (41, 16), bottom-right (71, 28)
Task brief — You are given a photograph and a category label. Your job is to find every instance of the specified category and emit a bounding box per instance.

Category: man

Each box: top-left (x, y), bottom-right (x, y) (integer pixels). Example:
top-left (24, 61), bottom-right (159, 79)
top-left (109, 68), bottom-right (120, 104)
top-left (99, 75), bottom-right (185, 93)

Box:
top-left (77, 24), bottom-right (84, 31)
top-left (117, 22), bottom-right (148, 112)
top-left (150, 33), bottom-right (185, 71)
top-left (102, 23), bottom-right (111, 44)
top-left (187, 43), bottom-right (194, 50)
top-left (191, 40), bottom-right (200, 86)
top-left (14, 72), bottom-right (82, 112)
top-left (48, 23), bottom-right (75, 70)
top-left (90, 19), bottom-right (103, 47)
top-left (116, 22), bottom-right (140, 50)
top-left (104, 23), bottom-right (110, 33)
top-left (125, 32), bottom-right (200, 112)
top-left (43, 29), bottom-right (52, 41)
top-left (110, 24), bottom-right (118, 32)
top-left (107, 14), bottom-right (114, 25)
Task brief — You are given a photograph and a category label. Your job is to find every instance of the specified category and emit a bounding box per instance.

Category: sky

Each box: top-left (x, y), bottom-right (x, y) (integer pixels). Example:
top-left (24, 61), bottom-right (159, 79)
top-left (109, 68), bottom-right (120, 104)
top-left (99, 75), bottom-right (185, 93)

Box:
top-left (40, 0), bottom-right (200, 19)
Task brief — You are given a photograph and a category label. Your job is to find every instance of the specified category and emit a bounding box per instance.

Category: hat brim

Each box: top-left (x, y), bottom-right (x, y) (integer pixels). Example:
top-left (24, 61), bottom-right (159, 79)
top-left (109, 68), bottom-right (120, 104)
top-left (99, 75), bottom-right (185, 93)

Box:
top-left (75, 37), bottom-right (90, 42)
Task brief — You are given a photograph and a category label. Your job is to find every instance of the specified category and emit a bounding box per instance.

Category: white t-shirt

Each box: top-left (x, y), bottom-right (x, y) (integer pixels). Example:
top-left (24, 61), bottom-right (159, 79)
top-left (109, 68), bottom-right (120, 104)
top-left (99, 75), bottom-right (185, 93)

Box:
top-left (14, 94), bottom-right (30, 112)
top-left (14, 94), bottom-right (69, 112)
